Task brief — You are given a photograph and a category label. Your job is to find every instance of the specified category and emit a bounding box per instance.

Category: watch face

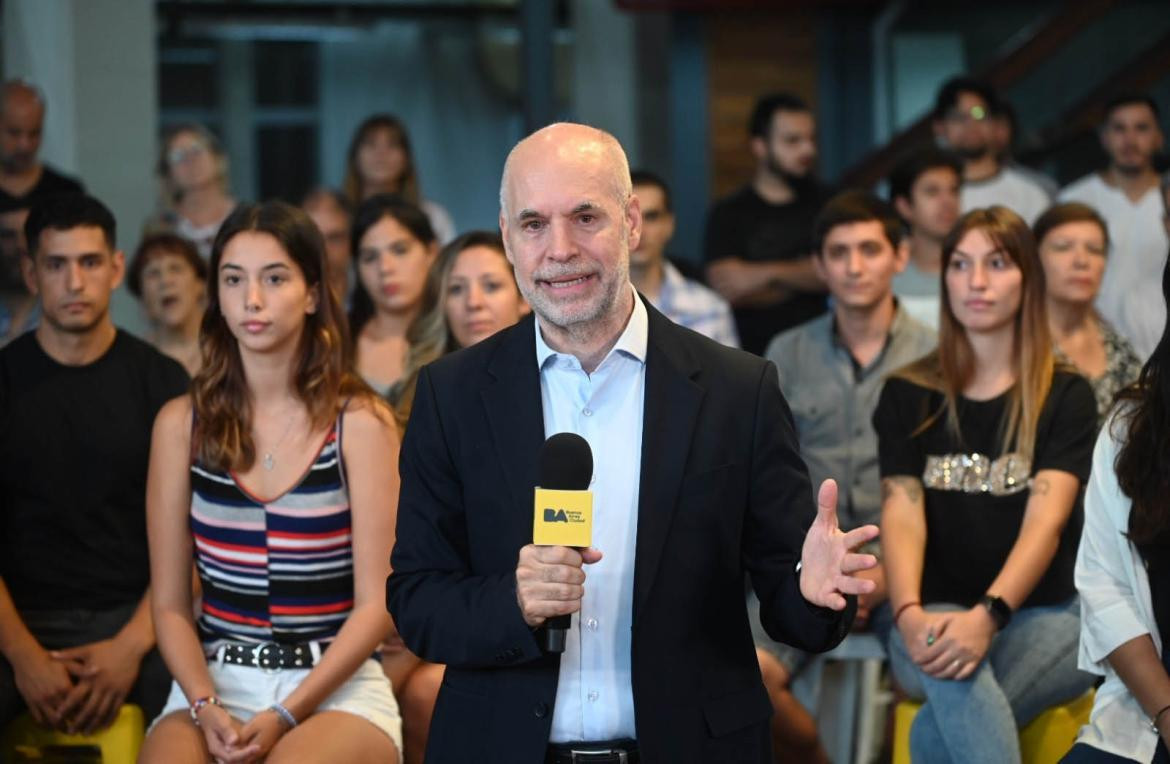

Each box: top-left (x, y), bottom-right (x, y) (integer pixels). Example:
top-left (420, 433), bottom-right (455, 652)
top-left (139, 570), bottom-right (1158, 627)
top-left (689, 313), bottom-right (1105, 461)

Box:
top-left (983, 595), bottom-right (1011, 629)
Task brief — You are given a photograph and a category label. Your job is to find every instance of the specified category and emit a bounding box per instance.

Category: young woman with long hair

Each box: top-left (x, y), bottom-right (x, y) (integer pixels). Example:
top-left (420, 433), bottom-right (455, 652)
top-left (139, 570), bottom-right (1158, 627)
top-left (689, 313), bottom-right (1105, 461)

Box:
top-left (875, 206), bottom-right (1098, 763)
top-left (343, 115), bottom-right (455, 243)
top-left (139, 201), bottom-right (402, 764)
top-left (349, 195), bottom-right (444, 426)
top-left (127, 232), bottom-right (207, 376)
top-left (146, 124), bottom-right (238, 259)
top-left (415, 230), bottom-right (529, 353)
top-left (1065, 255), bottom-right (1170, 763)
top-left (1035, 202), bottom-right (1142, 424)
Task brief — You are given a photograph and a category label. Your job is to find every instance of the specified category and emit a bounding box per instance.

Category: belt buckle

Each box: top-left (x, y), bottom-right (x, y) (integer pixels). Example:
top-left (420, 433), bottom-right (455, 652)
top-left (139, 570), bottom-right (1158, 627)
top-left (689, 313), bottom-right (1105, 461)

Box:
top-left (252, 641), bottom-right (283, 674)
top-left (569, 751), bottom-right (627, 764)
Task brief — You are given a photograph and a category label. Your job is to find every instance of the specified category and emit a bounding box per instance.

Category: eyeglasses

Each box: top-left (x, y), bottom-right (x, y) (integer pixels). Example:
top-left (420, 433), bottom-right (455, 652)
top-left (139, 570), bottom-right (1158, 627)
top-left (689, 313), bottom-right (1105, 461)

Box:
top-left (167, 143), bottom-right (208, 166)
top-left (945, 106), bottom-right (989, 124)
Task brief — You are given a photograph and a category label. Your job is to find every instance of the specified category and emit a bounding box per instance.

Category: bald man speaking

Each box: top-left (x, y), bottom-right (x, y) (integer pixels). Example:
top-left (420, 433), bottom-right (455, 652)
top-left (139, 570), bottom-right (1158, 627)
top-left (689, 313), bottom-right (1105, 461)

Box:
top-left (386, 123), bottom-right (877, 763)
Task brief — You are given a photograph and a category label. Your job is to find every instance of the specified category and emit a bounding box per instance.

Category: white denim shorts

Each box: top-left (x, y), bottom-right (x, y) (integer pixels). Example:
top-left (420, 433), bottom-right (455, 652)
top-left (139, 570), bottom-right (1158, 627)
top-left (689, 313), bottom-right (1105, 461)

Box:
top-left (153, 656), bottom-right (402, 755)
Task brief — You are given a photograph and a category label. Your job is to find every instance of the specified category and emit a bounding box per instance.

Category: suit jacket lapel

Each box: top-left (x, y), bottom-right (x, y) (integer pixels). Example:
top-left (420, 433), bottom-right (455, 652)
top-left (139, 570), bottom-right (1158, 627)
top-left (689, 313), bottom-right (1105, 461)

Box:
top-left (482, 314), bottom-right (545, 518)
top-left (634, 305), bottom-right (705, 620)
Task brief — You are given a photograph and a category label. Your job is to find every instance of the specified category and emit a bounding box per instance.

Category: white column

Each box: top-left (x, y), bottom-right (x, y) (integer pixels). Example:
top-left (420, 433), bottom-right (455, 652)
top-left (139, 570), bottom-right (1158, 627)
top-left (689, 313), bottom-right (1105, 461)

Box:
top-left (4, 0), bottom-right (157, 334)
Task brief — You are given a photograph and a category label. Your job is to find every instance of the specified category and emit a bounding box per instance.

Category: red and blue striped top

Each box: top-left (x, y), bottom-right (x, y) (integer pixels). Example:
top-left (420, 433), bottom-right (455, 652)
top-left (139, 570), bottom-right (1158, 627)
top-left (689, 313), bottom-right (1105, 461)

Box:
top-left (190, 414), bottom-right (353, 647)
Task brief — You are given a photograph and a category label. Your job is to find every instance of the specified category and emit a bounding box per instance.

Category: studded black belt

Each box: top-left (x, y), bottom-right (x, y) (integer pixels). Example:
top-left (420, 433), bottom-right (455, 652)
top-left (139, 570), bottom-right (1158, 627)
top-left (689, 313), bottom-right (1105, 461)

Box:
top-left (211, 640), bottom-right (326, 671)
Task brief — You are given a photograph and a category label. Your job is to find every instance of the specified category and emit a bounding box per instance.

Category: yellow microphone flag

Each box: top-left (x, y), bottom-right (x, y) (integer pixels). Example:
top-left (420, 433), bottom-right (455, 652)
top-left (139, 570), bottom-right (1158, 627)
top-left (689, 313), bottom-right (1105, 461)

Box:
top-left (533, 488), bottom-right (593, 547)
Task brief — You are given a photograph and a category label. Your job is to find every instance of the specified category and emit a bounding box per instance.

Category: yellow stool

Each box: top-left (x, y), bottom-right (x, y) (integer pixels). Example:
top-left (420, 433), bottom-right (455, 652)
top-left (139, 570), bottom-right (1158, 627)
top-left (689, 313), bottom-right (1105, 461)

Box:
top-left (893, 690), bottom-right (1093, 764)
top-left (1, 704), bottom-right (145, 764)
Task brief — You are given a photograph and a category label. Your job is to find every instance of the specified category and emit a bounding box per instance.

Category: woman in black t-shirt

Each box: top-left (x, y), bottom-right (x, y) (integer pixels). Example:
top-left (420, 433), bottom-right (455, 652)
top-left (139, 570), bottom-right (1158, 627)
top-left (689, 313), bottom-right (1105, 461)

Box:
top-left (874, 206), bottom-right (1097, 763)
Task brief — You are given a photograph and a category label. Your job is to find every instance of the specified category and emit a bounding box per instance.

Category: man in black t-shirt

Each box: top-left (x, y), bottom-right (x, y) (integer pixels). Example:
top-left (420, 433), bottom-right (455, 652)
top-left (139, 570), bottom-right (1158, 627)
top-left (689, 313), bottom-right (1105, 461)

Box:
top-left (0, 81), bottom-right (84, 210)
top-left (704, 93), bottom-right (829, 354)
top-left (0, 194), bottom-right (187, 733)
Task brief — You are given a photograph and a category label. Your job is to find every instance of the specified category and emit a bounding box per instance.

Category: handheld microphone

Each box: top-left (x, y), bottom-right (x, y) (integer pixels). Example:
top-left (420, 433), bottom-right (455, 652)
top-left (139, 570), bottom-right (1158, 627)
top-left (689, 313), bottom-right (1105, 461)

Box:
top-left (533, 432), bottom-right (593, 654)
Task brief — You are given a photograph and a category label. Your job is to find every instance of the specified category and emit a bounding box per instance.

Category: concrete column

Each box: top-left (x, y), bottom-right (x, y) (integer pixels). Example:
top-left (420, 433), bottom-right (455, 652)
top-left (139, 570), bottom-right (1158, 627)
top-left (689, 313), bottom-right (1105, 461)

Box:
top-left (570, 0), bottom-right (639, 163)
top-left (4, 0), bottom-right (157, 334)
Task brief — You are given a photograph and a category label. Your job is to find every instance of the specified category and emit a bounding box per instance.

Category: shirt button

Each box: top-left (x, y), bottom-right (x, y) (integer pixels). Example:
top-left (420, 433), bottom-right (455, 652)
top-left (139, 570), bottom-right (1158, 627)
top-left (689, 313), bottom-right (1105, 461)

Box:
top-left (587, 690), bottom-right (599, 703)
top-left (582, 408), bottom-right (593, 417)
top-left (586, 618), bottom-right (598, 631)
top-left (533, 701), bottom-right (549, 718)
top-left (855, 427), bottom-right (864, 436)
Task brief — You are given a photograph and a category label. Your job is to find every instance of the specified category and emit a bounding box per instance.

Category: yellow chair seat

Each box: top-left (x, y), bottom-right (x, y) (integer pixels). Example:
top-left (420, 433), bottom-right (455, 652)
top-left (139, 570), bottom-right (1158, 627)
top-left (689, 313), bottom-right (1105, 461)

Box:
top-left (2, 703), bottom-right (145, 764)
top-left (893, 690), bottom-right (1093, 764)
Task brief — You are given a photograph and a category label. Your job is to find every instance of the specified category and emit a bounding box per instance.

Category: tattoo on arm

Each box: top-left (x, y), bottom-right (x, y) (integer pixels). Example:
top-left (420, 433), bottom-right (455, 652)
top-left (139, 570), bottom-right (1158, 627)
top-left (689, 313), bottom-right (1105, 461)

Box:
top-left (882, 476), bottom-right (924, 504)
top-left (1031, 477), bottom-right (1050, 496)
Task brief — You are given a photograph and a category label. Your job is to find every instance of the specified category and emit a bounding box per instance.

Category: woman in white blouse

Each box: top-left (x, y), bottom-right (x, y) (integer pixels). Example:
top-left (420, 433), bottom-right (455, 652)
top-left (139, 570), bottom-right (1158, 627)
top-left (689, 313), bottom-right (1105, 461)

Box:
top-left (1068, 259), bottom-right (1170, 763)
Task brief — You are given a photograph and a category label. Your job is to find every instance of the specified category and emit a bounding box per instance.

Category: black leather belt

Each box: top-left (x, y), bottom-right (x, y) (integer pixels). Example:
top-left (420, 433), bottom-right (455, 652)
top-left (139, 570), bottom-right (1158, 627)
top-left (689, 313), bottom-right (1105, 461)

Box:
top-left (212, 640), bottom-right (325, 671)
top-left (546, 739), bottom-right (639, 764)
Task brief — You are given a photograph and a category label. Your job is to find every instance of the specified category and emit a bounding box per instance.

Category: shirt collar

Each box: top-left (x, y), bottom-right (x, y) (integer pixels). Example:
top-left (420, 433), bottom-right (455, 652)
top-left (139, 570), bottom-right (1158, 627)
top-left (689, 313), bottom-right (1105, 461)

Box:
top-left (828, 298), bottom-right (909, 377)
top-left (535, 284), bottom-right (649, 370)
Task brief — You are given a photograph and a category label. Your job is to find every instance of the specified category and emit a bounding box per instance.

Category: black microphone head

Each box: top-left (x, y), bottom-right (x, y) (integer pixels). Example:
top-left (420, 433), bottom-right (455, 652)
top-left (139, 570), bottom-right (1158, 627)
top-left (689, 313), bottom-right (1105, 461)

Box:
top-left (539, 432), bottom-right (593, 490)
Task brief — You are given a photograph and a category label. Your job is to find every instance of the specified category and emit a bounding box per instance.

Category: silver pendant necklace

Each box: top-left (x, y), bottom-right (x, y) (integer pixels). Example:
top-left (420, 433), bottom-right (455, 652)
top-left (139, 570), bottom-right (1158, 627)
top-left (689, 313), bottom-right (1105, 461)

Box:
top-left (262, 408), bottom-right (298, 471)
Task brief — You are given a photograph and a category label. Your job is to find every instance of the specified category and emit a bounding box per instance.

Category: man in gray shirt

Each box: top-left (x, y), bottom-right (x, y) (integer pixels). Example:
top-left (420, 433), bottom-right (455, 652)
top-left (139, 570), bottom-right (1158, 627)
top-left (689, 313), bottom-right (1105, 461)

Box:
top-left (754, 191), bottom-right (936, 743)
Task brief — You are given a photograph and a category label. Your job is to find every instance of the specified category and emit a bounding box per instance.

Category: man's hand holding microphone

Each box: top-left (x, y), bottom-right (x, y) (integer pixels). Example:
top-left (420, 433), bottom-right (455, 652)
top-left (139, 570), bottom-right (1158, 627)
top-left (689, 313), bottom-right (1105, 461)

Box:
top-left (515, 434), bottom-right (879, 648)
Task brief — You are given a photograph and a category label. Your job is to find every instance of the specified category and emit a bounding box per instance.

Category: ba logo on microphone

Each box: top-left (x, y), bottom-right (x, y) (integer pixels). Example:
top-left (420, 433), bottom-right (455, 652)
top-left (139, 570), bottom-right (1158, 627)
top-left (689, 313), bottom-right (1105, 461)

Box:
top-left (543, 508), bottom-right (569, 523)
top-left (533, 488), bottom-right (592, 547)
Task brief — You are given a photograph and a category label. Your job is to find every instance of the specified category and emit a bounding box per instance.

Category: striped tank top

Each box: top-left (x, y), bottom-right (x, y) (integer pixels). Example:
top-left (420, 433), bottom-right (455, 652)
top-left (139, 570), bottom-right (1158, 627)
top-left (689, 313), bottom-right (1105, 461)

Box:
top-left (190, 412), bottom-right (354, 647)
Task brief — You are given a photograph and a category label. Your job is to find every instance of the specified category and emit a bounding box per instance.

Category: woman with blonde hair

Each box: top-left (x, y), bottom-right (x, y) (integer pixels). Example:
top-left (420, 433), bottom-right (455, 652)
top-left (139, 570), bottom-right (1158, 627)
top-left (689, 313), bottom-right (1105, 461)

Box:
top-left (139, 201), bottom-right (402, 763)
top-left (146, 124), bottom-right (238, 259)
top-left (875, 206), bottom-right (1097, 763)
top-left (343, 115), bottom-right (455, 243)
top-left (417, 230), bottom-right (529, 353)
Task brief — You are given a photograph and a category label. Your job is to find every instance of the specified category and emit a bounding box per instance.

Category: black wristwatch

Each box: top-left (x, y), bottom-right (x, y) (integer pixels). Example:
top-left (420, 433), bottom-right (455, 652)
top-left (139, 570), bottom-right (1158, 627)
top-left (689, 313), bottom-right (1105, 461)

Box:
top-left (981, 594), bottom-right (1013, 631)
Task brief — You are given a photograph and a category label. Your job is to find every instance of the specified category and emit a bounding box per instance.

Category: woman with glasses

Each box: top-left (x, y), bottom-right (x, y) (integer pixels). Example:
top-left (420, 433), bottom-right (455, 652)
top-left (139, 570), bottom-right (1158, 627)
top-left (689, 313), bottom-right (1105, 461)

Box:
top-left (146, 124), bottom-right (238, 259)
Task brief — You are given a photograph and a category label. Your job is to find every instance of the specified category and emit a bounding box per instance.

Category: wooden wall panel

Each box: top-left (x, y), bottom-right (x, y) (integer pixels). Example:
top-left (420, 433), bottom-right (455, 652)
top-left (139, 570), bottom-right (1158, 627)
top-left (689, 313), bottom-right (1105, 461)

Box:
top-left (706, 10), bottom-right (818, 200)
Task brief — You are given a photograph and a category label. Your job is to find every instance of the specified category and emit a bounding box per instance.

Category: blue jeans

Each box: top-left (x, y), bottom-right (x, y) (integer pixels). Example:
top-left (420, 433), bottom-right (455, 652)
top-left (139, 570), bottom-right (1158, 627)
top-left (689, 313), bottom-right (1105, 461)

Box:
top-left (888, 598), bottom-right (1093, 764)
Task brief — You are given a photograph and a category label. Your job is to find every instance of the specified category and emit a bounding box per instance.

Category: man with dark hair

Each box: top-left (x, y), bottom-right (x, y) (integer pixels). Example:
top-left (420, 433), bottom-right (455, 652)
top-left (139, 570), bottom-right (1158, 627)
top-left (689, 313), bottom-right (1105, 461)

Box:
top-left (755, 192), bottom-right (935, 752)
top-left (888, 148), bottom-right (963, 329)
top-left (932, 77), bottom-right (1051, 223)
top-left (703, 92), bottom-right (830, 355)
top-left (1060, 94), bottom-right (1168, 358)
top-left (0, 194), bottom-right (187, 733)
top-left (0, 81), bottom-right (83, 209)
top-left (629, 170), bottom-right (738, 347)
top-left (0, 199), bottom-right (36, 346)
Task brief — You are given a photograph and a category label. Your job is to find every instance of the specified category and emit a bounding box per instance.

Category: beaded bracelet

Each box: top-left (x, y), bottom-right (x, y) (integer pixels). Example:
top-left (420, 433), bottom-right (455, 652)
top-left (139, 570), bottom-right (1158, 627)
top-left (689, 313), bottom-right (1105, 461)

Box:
top-left (269, 702), bottom-right (298, 729)
top-left (189, 696), bottom-right (222, 725)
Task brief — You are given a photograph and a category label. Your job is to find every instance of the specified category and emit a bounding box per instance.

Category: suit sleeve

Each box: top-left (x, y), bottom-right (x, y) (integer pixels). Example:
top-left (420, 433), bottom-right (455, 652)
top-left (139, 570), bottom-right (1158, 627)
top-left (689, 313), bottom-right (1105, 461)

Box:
top-left (746, 360), bottom-right (855, 651)
top-left (386, 366), bottom-right (543, 669)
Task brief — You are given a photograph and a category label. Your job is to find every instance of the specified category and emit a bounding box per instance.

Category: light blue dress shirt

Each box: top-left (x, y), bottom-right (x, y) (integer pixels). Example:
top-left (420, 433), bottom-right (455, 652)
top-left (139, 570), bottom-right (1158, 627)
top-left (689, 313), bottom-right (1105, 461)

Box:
top-left (536, 288), bottom-right (647, 743)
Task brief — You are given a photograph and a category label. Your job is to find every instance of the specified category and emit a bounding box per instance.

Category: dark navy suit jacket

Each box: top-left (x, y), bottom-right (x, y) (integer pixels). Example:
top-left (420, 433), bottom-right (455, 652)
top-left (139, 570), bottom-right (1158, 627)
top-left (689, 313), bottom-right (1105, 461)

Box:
top-left (386, 303), bottom-right (854, 763)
